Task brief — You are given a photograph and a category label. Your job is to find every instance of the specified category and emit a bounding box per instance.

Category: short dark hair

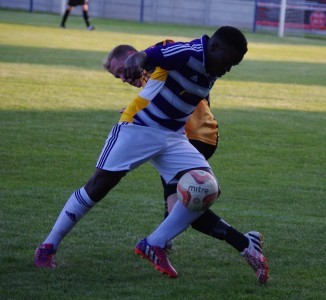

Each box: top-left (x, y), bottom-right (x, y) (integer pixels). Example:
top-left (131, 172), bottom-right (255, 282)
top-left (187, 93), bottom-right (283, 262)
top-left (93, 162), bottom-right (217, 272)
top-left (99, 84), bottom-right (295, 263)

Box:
top-left (103, 44), bottom-right (138, 71)
top-left (212, 26), bottom-right (248, 55)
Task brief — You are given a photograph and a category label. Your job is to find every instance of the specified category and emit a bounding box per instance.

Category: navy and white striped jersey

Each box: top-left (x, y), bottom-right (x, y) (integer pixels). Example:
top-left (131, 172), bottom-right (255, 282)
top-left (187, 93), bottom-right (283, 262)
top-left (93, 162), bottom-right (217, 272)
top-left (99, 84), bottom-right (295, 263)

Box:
top-left (120, 35), bottom-right (218, 133)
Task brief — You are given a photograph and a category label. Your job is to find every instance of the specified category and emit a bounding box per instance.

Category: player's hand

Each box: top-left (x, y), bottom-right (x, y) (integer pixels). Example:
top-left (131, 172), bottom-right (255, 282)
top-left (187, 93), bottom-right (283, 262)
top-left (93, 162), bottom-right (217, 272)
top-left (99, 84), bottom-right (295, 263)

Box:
top-left (124, 51), bottom-right (147, 80)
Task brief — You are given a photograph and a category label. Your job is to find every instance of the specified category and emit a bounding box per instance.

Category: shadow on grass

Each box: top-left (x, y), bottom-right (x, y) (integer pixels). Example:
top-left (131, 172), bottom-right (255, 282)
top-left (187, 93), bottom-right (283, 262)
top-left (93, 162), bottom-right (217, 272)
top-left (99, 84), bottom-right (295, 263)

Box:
top-left (1, 44), bottom-right (325, 86)
top-left (1, 107), bottom-right (324, 190)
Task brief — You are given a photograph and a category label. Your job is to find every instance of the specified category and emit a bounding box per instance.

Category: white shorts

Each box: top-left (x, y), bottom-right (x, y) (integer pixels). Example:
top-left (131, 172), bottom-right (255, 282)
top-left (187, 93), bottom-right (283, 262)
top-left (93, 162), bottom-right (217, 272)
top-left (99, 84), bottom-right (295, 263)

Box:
top-left (96, 122), bottom-right (211, 183)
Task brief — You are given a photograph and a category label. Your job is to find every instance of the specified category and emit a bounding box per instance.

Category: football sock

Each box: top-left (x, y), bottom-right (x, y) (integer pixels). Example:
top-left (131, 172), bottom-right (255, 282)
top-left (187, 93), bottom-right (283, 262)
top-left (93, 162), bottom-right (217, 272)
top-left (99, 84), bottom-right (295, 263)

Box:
top-left (191, 209), bottom-right (249, 252)
top-left (224, 226), bottom-right (249, 252)
top-left (83, 10), bottom-right (90, 27)
top-left (43, 187), bottom-right (96, 250)
top-left (147, 201), bottom-right (203, 248)
top-left (191, 209), bottom-right (224, 237)
top-left (61, 9), bottom-right (70, 27)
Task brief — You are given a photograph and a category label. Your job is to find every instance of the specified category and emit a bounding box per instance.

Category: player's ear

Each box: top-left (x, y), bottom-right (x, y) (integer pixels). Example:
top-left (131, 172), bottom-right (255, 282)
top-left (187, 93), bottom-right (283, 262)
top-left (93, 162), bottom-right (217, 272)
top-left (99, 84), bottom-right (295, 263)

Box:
top-left (211, 40), bottom-right (220, 51)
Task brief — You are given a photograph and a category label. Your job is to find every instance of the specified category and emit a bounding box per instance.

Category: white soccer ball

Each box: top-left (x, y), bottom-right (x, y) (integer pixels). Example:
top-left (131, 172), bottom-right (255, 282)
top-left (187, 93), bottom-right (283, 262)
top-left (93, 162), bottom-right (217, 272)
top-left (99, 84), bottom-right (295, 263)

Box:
top-left (177, 169), bottom-right (219, 211)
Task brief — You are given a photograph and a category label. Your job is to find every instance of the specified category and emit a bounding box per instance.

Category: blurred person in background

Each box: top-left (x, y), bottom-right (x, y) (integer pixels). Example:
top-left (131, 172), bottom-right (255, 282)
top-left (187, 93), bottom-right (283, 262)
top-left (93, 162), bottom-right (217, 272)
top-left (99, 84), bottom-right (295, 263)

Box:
top-left (60, 0), bottom-right (95, 30)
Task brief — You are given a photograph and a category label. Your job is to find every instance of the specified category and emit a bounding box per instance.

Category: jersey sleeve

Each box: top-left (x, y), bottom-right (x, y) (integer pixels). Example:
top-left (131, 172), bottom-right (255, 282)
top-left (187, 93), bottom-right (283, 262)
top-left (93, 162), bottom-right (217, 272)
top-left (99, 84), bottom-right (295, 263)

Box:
top-left (144, 42), bottom-right (190, 71)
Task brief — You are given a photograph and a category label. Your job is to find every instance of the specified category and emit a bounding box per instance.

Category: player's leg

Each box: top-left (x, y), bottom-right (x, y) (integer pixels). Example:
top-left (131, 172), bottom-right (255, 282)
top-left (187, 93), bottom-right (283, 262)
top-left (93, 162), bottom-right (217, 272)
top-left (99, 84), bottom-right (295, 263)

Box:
top-left (187, 139), bottom-right (248, 250)
top-left (189, 138), bottom-right (268, 283)
top-left (158, 137), bottom-right (253, 252)
top-left (35, 123), bottom-right (164, 268)
top-left (135, 165), bottom-right (218, 278)
top-left (142, 176), bottom-right (268, 282)
top-left (162, 183), bottom-right (249, 252)
top-left (162, 184), bottom-right (249, 252)
top-left (145, 131), bottom-right (268, 282)
top-left (135, 167), bottom-right (216, 278)
top-left (60, 5), bottom-right (73, 28)
top-left (146, 166), bottom-right (218, 246)
top-left (191, 210), bottom-right (269, 283)
top-left (191, 210), bottom-right (249, 251)
top-left (162, 174), bottom-right (247, 251)
top-left (43, 168), bottom-right (125, 250)
top-left (35, 123), bottom-right (132, 268)
top-left (164, 180), bottom-right (268, 283)
top-left (139, 136), bottom-right (215, 250)
top-left (82, 0), bottom-right (94, 30)
top-left (135, 199), bottom-right (204, 278)
top-left (34, 169), bottom-right (125, 268)
top-left (191, 210), bottom-right (270, 283)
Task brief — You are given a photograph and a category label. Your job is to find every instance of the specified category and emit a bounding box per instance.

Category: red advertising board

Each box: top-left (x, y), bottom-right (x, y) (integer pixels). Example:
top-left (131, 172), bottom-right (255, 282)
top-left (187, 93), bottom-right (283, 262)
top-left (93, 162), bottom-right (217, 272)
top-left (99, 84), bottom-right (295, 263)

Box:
top-left (255, 0), bottom-right (326, 33)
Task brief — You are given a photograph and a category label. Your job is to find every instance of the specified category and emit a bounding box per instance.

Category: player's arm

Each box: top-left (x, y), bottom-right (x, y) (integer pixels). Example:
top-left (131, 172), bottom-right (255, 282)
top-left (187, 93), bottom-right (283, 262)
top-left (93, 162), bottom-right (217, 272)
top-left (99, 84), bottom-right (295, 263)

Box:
top-left (124, 41), bottom-right (189, 80)
top-left (144, 42), bottom-right (190, 70)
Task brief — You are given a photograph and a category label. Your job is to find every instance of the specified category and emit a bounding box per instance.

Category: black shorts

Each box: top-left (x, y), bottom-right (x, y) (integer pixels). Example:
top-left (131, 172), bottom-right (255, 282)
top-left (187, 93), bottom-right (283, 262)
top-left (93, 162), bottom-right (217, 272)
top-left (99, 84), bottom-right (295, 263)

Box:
top-left (68, 0), bottom-right (86, 7)
top-left (189, 139), bottom-right (217, 160)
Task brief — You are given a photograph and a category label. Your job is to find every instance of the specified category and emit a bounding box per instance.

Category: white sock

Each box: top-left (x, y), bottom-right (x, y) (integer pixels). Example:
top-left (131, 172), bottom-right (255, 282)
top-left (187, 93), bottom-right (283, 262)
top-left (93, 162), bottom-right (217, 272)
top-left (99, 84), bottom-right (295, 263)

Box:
top-left (43, 187), bottom-right (96, 250)
top-left (147, 201), bottom-right (203, 248)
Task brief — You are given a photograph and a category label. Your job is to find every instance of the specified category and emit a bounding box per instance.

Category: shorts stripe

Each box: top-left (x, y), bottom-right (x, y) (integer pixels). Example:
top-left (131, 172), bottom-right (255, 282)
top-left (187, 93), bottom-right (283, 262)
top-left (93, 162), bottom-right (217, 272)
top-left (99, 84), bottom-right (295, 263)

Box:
top-left (97, 124), bottom-right (120, 168)
top-left (97, 123), bottom-right (126, 169)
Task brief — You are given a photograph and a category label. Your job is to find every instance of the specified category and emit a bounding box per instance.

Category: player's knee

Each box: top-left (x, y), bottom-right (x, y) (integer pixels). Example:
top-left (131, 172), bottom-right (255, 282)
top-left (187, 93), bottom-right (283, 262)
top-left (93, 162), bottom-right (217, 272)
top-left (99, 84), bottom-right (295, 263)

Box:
top-left (85, 169), bottom-right (126, 201)
top-left (164, 183), bottom-right (177, 199)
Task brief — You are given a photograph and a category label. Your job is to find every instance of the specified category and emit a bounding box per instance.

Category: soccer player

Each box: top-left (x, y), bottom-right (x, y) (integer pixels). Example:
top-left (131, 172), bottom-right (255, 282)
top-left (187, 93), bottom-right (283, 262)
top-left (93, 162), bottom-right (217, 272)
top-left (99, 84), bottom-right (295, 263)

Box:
top-left (60, 0), bottom-right (95, 30)
top-left (103, 42), bottom-right (269, 283)
top-left (105, 40), bottom-right (218, 223)
top-left (34, 26), bottom-right (268, 284)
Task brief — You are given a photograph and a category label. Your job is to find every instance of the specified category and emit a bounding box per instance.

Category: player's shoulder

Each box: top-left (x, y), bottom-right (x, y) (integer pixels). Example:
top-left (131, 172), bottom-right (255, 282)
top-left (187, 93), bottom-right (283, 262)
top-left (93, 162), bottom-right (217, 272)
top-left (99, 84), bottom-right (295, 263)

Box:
top-left (154, 39), bottom-right (175, 48)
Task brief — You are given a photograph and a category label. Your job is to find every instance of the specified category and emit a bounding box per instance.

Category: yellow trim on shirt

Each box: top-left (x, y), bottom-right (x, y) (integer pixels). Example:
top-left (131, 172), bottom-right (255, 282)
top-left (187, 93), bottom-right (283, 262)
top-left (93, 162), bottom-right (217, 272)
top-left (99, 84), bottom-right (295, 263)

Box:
top-left (119, 96), bottom-right (150, 123)
top-left (149, 67), bottom-right (169, 82)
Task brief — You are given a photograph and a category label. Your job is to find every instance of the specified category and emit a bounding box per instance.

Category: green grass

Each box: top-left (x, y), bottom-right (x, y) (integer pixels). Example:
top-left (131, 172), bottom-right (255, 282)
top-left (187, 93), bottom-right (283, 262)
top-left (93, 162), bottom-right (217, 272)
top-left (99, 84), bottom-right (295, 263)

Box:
top-left (1, 9), bottom-right (325, 300)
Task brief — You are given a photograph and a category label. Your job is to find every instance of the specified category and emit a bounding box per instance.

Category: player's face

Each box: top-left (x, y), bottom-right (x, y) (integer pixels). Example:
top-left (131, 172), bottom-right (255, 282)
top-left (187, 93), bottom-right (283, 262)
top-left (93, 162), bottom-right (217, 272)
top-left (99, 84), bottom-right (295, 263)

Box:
top-left (205, 39), bottom-right (244, 78)
top-left (108, 57), bottom-right (142, 87)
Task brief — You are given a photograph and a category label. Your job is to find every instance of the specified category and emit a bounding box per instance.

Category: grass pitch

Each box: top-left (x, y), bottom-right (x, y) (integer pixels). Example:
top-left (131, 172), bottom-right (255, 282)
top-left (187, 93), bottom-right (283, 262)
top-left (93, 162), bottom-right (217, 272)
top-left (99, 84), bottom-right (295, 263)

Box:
top-left (0, 9), bottom-right (325, 300)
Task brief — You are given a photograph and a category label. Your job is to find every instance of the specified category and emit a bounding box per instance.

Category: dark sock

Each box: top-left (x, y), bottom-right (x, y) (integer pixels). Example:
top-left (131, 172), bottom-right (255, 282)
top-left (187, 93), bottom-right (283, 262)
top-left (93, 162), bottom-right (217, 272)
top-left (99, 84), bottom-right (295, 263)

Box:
top-left (83, 10), bottom-right (90, 27)
top-left (191, 209), bottom-right (224, 238)
top-left (61, 9), bottom-right (70, 26)
top-left (191, 209), bottom-right (249, 252)
top-left (224, 226), bottom-right (249, 252)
